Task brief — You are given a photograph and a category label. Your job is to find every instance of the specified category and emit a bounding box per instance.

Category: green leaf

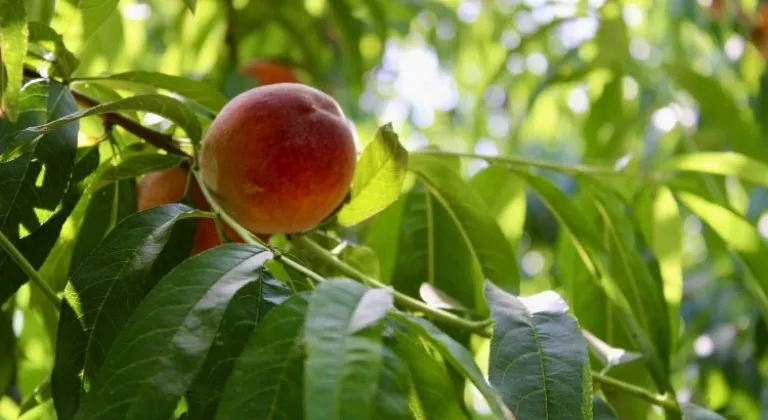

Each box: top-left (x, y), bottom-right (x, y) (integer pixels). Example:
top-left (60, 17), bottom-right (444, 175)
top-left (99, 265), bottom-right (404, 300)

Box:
top-left (634, 185), bottom-right (682, 340)
top-left (18, 375), bottom-right (52, 416)
top-left (78, 0), bottom-right (120, 41)
top-left (327, 0), bottom-right (364, 106)
top-left (215, 293), bottom-right (310, 420)
top-left (22, 0), bottom-right (55, 24)
top-left (0, 186), bottom-right (79, 305)
top-left (186, 277), bottom-right (292, 420)
top-left (389, 313), bottom-right (515, 420)
top-left (52, 205), bottom-right (198, 420)
top-left (553, 203), bottom-right (653, 420)
top-left (408, 154), bottom-right (519, 294)
top-left (183, 0), bottom-right (197, 13)
top-left (388, 326), bottom-right (467, 419)
top-left (28, 22), bottom-right (79, 79)
top-left (0, 79), bottom-right (78, 240)
top-left (0, 0), bottom-right (28, 121)
top-left (68, 180), bottom-right (136, 275)
top-left (511, 171), bottom-right (602, 248)
top-left (675, 192), bottom-right (768, 319)
top-left (470, 165), bottom-right (527, 245)
top-left (665, 65), bottom-right (766, 161)
top-left (0, 310), bottom-right (14, 394)
top-left (305, 279), bottom-right (392, 420)
top-left (390, 182), bottom-right (485, 313)
top-left (78, 72), bottom-right (228, 114)
top-left (585, 185), bottom-right (672, 391)
top-left (72, 245), bottom-right (274, 420)
top-left (100, 154), bottom-right (185, 182)
top-left (660, 152), bottom-right (768, 187)
top-left (337, 123), bottom-right (408, 227)
top-left (17, 94), bottom-right (203, 145)
top-left (373, 343), bottom-right (414, 420)
top-left (485, 282), bottom-right (592, 419)
top-left (593, 395), bottom-right (619, 420)
top-left (681, 403), bottom-right (727, 419)
top-left (582, 330), bottom-right (642, 369)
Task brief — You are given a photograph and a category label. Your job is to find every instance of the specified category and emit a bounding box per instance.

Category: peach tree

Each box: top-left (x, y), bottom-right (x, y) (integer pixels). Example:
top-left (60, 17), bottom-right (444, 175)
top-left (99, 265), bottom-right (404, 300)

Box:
top-left (1, 0), bottom-right (766, 419)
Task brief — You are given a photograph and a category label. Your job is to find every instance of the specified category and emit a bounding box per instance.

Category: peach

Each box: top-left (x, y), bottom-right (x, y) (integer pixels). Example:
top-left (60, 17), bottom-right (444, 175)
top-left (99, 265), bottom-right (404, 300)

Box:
top-left (240, 59), bottom-right (300, 85)
top-left (199, 83), bottom-right (356, 234)
top-left (137, 166), bottom-right (267, 256)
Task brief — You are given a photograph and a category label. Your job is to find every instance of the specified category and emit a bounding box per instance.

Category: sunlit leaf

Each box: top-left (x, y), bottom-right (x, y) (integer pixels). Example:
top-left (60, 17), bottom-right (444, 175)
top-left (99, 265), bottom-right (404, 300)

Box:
top-left (661, 152), bottom-right (768, 187)
top-left (0, 0), bottom-right (28, 121)
top-left (79, 0), bottom-right (120, 42)
top-left (305, 279), bottom-right (392, 420)
top-left (485, 282), bottom-right (593, 419)
top-left (72, 245), bottom-right (274, 420)
top-left (78, 71), bottom-right (228, 114)
top-left (28, 22), bottom-right (79, 79)
top-left (337, 123), bottom-right (408, 227)
top-left (470, 165), bottom-right (527, 245)
top-left (215, 293), bottom-right (310, 420)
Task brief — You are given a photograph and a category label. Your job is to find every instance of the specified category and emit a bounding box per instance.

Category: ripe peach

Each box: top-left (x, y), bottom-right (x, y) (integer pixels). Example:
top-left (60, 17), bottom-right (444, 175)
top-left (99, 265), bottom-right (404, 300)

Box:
top-left (137, 166), bottom-right (268, 256)
top-left (240, 59), bottom-right (300, 85)
top-left (199, 83), bottom-right (356, 234)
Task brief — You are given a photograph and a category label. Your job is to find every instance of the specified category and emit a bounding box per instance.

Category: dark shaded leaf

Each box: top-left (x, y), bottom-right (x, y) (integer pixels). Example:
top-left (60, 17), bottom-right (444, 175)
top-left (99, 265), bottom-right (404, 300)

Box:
top-left (0, 80), bottom-right (78, 240)
top-left (72, 245), bottom-right (274, 420)
top-left (215, 293), bottom-right (310, 420)
top-left (484, 282), bottom-right (592, 419)
top-left (186, 277), bottom-right (292, 420)
top-left (52, 205), bottom-right (198, 420)
top-left (68, 180), bottom-right (136, 275)
top-left (373, 342), bottom-right (415, 420)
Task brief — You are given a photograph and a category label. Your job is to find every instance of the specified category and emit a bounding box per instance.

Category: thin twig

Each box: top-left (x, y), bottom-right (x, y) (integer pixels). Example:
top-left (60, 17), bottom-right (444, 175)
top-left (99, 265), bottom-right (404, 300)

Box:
top-left (292, 234), bottom-right (493, 336)
top-left (0, 230), bottom-right (61, 310)
top-left (592, 371), bottom-right (681, 413)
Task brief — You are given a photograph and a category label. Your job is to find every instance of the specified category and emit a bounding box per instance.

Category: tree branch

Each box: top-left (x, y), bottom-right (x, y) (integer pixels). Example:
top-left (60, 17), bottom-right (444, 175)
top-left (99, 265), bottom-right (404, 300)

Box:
top-left (23, 67), bottom-right (191, 158)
